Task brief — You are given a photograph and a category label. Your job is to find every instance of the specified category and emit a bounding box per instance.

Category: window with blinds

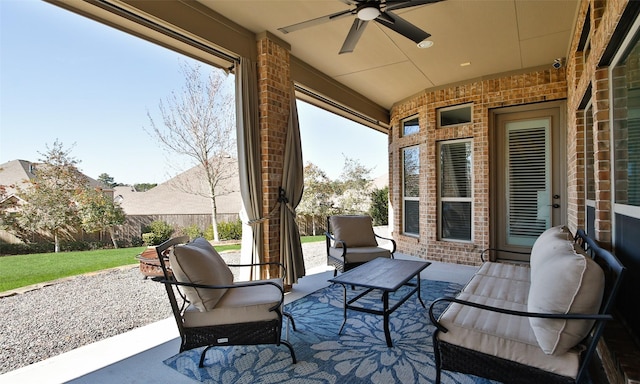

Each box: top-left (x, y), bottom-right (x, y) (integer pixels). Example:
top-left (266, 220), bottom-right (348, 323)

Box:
top-left (438, 139), bottom-right (472, 241)
top-left (403, 146), bottom-right (420, 235)
top-left (506, 120), bottom-right (550, 246)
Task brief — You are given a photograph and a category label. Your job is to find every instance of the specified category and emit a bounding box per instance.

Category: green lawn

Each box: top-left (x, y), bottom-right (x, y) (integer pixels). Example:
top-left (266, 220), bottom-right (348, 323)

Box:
top-left (0, 236), bottom-right (324, 292)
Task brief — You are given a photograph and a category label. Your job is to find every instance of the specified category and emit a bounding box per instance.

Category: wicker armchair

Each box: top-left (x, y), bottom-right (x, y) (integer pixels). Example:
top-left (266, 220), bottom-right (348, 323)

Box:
top-left (325, 215), bottom-right (396, 276)
top-left (155, 236), bottom-right (296, 367)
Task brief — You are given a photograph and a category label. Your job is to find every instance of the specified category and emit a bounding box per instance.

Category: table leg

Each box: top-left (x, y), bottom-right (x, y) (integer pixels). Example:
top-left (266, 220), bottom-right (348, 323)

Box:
top-left (383, 291), bottom-right (392, 347)
top-left (338, 284), bottom-right (347, 335)
top-left (417, 276), bottom-right (426, 308)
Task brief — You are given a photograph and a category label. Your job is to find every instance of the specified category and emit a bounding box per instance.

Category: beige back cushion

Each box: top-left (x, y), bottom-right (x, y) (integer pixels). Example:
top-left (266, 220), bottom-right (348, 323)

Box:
top-left (530, 225), bottom-right (573, 278)
top-left (170, 237), bottom-right (234, 312)
top-left (528, 243), bottom-right (604, 355)
top-left (330, 215), bottom-right (377, 248)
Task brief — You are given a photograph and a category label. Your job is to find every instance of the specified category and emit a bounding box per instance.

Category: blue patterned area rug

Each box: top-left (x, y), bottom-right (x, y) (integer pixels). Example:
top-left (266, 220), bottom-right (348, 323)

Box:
top-left (164, 279), bottom-right (495, 384)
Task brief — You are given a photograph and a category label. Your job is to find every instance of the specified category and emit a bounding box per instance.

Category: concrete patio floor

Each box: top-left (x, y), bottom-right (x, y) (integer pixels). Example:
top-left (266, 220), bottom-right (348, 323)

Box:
top-left (0, 255), bottom-right (478, 384)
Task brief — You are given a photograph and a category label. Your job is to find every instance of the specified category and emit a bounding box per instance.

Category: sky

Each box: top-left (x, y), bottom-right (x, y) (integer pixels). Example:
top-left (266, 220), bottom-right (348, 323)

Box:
top-left (0, 0), bottom-right (388, 185)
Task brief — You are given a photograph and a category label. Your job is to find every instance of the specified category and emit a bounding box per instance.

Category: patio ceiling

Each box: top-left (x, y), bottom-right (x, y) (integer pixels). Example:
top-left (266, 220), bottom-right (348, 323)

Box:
top-left (49, 0), bottom-right (579, 129)
top-left (202, 0), bottom-right (579, 110)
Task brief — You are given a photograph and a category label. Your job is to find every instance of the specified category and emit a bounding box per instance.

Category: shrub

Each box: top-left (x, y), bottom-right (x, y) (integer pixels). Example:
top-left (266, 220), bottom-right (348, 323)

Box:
top-left (369, 186), bottom-right (389, 226)
top-left (203, 220), bottom-right (242, 241)
top-left (218, 219), bottom-right (242, 240)
top-left (142, 220), bottom-right (174, 246)
top-left (183, 224), bottom-right (203, 239)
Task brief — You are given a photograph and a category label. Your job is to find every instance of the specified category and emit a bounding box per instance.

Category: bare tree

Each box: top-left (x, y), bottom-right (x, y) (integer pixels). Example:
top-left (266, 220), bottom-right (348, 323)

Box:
top-left (147, 61), bottom-right (236, 242)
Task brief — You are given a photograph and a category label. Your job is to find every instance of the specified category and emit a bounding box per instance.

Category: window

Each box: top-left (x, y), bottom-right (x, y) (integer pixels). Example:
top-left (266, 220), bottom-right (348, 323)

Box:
top-left (438, 139), bottom-right (472, 241)
top-left (402, 116), bottom-right (419, 136)
top-left (438, 103), bottom-right (472, 127)
top-left (403, 146), bottom-right (420, 235)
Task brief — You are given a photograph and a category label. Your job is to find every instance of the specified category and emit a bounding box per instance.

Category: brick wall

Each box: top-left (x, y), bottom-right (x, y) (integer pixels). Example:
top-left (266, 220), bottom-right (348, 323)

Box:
top-left (257, 36), bottom-right (291, 276)
top-left (389, 70), bottom-right (567, 266)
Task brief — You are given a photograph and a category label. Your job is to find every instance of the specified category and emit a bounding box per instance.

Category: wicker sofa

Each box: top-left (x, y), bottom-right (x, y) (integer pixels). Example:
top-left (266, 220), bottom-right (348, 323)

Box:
top-left (428, 227), bottom-right (625, 384)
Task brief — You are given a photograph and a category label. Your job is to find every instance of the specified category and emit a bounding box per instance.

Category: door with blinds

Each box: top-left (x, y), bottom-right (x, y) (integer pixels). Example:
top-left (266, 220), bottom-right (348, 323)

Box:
top-left (493, 103), bottom-right (566, 261)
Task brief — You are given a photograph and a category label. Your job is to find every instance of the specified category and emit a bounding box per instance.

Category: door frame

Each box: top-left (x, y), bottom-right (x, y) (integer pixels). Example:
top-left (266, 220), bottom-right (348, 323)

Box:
top-left (489, 100), bottom-right (568, 260)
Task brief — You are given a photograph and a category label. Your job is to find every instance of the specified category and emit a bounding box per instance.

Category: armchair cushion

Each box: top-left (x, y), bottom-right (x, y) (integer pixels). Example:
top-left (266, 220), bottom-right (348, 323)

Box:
top-left (328, 246), bottom-right (391, 263)
top-left (330, 215), bottom-right (377, 248)
top-left (170, 237), bottom-right (234, 311)
top-left (182, 278), bottom-right (283, 327)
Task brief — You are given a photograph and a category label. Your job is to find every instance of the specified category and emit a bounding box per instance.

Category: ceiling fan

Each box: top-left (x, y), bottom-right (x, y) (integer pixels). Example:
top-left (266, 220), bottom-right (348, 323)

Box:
top-left (278, 0), bottom-right (443, 54)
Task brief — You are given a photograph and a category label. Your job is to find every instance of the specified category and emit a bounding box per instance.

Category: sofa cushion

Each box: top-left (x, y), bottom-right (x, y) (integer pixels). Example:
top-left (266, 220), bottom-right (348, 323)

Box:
top-left (528, 243), bottom-right (605, 355)
top-left (438, 292), bottom-right (581, 379)
top-left (330, 215), bottom-right (378, 248)
top-left (170, 237), bottom-right (234, 311)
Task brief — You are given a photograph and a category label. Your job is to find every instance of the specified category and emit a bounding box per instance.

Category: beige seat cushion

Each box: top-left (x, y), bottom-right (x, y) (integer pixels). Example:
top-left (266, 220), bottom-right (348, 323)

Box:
top-left (330, 215), bottom-right (378, 248)
top-left (463, 272), bottom-right (530, 305)
top-left (528, 243), bottom-right (605, 355)
top-left (328, 246), bottom-right (391, 263)
top-left (182, 278), bottom-right (283, 327)
top-left (170, 237), bottom-right (234, 311)
top-left (438, 292), bottom-right (581, 379)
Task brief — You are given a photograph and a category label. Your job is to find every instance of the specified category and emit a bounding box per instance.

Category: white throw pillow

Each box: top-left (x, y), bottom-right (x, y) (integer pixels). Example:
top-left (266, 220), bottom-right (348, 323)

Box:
top-left (528, 243), bottom-right (604, 355)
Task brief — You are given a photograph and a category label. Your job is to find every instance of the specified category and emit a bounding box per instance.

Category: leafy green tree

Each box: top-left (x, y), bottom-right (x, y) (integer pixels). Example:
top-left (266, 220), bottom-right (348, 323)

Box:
top-left (77, 188), bottom-right (126, 248)
top-left (133, 183), bottom-right (157, 192)
top-left (335, 155), bottom-right (373, 214)
top-left (97, 173), bottom-right (117, 188)
top-left (298, 163), bottom-right (335, 235)
top-left (369, 186), bottom-right (389, 226)
top-left (16, 140), bottom-right (88, 252)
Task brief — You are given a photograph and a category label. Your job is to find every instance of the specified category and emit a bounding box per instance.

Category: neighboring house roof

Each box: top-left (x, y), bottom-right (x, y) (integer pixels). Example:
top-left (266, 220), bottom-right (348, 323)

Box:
top-left (114, 158), bottom-right (242, 216)
top-left (0, 159), bottom-right (108, 196)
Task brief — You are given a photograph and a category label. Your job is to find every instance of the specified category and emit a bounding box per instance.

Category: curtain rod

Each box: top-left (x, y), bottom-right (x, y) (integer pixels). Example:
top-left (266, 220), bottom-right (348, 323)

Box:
top-left (92, 0), bottom-right (238, 71)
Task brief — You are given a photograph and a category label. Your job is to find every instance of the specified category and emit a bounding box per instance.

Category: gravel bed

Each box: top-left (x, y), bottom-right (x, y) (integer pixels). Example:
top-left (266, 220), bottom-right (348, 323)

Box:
top-left (0, 242), bottom-right (327, 374)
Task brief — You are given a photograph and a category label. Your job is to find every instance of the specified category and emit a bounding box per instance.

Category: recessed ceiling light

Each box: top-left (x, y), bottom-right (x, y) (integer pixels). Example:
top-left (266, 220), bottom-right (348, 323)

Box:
top-left (417, 40), bottom-right (434, 49)
top-left (460, 62), bottom-right (471, 67)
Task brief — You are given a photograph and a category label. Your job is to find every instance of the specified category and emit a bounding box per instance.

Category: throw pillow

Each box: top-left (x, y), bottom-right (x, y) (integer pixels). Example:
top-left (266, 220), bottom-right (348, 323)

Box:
top-left (528, 243), bottom-right (604, 355)
top-left (330, 215), bottom-right (378, 248)
top-left (170, 237), bottom-right (234, 311)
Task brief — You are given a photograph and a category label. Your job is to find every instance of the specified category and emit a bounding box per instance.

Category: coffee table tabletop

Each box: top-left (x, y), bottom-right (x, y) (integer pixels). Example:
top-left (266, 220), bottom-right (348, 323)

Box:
top-left (328, 257), bottom-right (431, 347)
top-left (329, 257), bottom-right (431, 290)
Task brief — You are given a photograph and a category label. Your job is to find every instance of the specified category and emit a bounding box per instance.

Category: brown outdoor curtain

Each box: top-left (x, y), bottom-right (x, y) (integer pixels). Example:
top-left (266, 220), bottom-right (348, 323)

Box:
top-left (279, 84), bottom-right (306, 285)
top-left (236, 57), bottom-right (263, 279)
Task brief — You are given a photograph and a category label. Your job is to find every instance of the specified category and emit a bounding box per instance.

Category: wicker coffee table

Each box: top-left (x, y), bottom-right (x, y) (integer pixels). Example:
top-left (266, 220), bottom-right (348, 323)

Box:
top-left (328, 257), bottom-right (431, 347)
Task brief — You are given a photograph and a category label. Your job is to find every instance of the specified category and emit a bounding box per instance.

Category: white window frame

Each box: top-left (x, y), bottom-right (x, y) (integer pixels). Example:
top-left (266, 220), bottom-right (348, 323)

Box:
top-left (402, 146), bottom-right (420, 236)
top-left (437, 103), bottom-right (473, 128)
top-left (437, 138), bottom-right (473, 242)
top-left (609, 14), bottom-right (640, 242)
top-left (402, 115), bottom-right (420, 137)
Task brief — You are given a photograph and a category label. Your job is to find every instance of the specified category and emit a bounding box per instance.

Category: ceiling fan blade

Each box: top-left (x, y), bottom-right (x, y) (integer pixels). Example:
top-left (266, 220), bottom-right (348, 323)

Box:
top-left (375, 11), bottom-right (430, 43)
top-left (339, 19), bottom-right (369, 54)
top-left (385, 0), bottom-right (444, 12)
top-left (278, 9), bottom-right (353, 34)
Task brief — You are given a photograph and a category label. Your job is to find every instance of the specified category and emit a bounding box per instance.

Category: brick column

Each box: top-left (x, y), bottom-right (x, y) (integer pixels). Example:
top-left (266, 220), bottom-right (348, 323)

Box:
top-left (256, 34), bottom-right (291, 277)
top-left (592, 68), bottom-right (612, 245)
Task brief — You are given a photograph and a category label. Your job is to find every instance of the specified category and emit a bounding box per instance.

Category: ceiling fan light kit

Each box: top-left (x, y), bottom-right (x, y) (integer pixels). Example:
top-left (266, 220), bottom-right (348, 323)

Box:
top-left (278, 0), bottom-right (443, 54)
top-left (357, 6), bottom-right (381, 21)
